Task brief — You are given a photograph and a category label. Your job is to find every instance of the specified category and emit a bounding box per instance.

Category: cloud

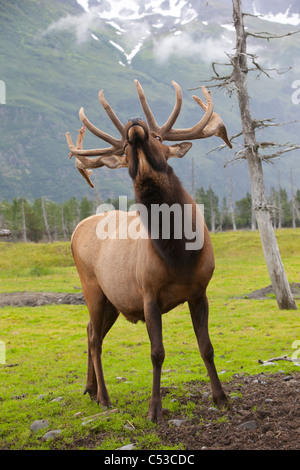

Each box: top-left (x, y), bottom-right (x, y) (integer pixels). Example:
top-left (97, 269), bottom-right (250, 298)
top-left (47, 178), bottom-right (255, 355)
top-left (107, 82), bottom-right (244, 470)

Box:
top-left (42, 6), bottom-right (103, 43)
top-left (153, 31), bottom-right (235, 63)
top-left (40, 3), bottom-right (151, 51)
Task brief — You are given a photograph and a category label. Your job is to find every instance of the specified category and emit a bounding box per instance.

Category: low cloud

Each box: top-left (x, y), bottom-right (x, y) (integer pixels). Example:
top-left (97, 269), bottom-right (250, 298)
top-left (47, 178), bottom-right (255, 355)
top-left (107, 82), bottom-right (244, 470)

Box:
top-left (41, 6), bottom-right (103, 43)
top-left (153, 31), bottom-right (235, 63)
top-left (40, 5), bottom-right (151, 50)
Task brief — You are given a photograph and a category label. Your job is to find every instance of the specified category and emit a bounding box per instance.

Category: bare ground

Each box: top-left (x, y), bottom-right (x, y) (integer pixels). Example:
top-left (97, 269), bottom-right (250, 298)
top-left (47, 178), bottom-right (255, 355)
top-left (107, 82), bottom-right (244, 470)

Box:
top-left (1, 283), bottom-right (299, 308)
top-left (156, 372), bottom-right (300, 450)
top-left (0, 291), bottom-right (85, 307)
top-left (61, 372), bottom-right (300, 451)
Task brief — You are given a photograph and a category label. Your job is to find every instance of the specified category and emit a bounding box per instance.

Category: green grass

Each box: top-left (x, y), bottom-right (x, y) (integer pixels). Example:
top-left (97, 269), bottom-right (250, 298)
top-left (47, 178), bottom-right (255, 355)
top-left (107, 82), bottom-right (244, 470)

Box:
top-left (0, 229), bottom-right (299, 450)
top-left (0, 242), bottom-right (79, 293)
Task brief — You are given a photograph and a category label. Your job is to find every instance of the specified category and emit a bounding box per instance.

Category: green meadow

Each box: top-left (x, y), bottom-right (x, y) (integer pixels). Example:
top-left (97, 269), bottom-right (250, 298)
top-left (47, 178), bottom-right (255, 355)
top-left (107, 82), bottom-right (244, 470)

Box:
top-left (0, 229), bottom-right (299, 450)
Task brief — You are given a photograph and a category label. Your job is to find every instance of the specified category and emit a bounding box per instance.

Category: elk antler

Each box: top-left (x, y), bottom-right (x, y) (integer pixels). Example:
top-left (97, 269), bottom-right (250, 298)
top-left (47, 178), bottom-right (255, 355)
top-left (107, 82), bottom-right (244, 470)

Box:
top-left (66, 80), bottom-right (232, 186)
top-left (134, 80), bottom-right (232, 148)
top-left (66, 91), bottom-right (126, 158)
top-left (71, 126), bottom-right (94, 188)
top-left (66, 90), bottom-right (128, 182)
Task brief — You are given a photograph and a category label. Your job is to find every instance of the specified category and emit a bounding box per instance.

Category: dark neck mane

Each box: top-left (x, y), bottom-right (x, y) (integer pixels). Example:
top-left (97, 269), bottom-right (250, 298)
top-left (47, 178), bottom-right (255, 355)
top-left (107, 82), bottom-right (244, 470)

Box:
top-left (133, 160), bottom-right (201, 272)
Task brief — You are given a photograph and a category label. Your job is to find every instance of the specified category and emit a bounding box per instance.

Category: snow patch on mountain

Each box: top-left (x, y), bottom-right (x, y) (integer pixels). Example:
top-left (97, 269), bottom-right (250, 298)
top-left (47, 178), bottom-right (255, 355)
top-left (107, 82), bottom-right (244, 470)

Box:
top-left (45, 0), bottom-right (200, 65)
top-left (44, 0), bottom-right (300, 67)
top-left (76, 0), bottom-right (198, 22)
top-left (253, 4), bottom-right (300, 25)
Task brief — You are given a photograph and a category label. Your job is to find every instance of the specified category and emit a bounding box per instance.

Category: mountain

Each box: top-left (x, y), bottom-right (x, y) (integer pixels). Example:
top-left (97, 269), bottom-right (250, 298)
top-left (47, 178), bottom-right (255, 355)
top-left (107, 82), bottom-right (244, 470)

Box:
top-left (0, 0), bottom-right (299, 203)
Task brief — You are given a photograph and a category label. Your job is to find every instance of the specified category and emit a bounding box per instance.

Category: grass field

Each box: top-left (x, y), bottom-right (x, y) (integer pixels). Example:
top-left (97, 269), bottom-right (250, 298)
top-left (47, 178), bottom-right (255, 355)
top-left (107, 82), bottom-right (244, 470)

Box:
top-left (0, 229), bottom-right (299, 450)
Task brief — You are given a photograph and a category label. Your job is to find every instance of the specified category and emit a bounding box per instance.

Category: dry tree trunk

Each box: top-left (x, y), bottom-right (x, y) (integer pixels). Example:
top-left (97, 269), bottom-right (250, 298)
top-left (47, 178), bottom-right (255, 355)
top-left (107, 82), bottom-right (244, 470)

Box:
top-left (21, 197), bottom-right (27, 243)
top-left (232, 0), bottom-right (297, 310)
top-left (42, 196), bottom-right (51, 242)
top-left (227, 175), bottom-right (237, 231)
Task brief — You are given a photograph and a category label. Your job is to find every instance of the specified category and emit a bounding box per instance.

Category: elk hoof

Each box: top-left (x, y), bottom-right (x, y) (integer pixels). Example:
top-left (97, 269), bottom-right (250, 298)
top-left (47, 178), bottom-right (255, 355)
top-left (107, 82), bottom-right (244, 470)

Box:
top-left (83, 387), bottom-right (97, 401)
top-left (96, 394), bottom-right (112, 408)
top-left (148, 404), bottom-right (162, 423)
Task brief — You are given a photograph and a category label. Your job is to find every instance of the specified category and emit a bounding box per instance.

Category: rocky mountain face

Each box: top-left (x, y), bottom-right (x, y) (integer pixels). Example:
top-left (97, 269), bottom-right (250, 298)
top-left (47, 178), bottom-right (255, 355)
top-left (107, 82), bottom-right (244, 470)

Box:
top-left (0, 0), bottom-right (299, 202)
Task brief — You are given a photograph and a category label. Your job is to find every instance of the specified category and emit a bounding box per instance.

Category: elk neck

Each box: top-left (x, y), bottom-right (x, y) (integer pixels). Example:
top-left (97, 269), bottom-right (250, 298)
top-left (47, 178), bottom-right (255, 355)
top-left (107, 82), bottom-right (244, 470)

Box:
top-left (129, 137), bottom-right (202, 273)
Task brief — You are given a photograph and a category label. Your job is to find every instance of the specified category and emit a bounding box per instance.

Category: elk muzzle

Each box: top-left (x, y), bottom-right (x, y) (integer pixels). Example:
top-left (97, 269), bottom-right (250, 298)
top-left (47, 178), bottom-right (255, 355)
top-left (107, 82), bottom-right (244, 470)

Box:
top-left (127, 118), bottom-right (148, 144)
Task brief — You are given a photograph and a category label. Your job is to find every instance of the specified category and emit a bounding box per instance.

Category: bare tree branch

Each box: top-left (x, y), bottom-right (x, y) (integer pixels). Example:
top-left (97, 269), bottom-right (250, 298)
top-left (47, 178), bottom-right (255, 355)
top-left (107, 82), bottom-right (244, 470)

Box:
top-left (253, 118), bottom-right (300, 129)
top-left (261, 144), bottom-right (300, 161)
top-left (258, 355), bottom-right (300, 364)
top-left (246, 29), bottom-right (300, 41)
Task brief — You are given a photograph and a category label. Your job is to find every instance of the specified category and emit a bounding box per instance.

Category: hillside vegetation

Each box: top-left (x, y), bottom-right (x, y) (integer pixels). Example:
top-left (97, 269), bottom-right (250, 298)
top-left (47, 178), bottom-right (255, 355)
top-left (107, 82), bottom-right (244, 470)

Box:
top-left (1, 0), bottom-right (300, 203)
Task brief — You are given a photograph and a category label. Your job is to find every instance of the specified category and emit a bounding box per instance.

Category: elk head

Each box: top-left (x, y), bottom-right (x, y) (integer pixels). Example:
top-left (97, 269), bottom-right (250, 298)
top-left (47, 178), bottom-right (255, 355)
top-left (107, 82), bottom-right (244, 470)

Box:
top-left (66, 80), bottom-right (232, 187)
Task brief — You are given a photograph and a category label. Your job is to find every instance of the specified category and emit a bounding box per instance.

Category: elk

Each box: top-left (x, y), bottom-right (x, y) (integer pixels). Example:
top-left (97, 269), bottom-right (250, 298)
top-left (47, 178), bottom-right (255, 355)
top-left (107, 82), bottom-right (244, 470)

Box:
top-left (66, 80), bottom-right (232, 422)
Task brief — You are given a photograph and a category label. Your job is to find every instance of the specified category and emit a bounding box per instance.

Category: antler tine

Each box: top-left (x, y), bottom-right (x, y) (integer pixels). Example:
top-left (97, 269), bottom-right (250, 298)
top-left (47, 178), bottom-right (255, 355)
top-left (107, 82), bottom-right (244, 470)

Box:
top-left (66, 131), bottom-right (120, 157)
top-left (192, 94), bottom-right (232, 148)
top-left (163, 86), bottom-right (214, 141)
top-left (160, 81), bottom-right (182, 137)
top-left (134, 79), bottom-right (160, 134)
top-left (66, 127), bottom-right (125, 166)
top-left (98, 90), bottom-right (125, 138)
top-left (68, 126), bottom-right (95, 188)
top-left (79, 107), bottom-right (122, 148)
top-left (134, 80), bottom-right (183, 137)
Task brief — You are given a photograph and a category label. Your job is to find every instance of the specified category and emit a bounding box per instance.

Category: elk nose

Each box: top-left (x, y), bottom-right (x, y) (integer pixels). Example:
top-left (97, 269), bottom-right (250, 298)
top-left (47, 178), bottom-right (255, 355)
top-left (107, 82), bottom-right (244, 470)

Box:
top-left (128, 117), bottom-right (142, 126)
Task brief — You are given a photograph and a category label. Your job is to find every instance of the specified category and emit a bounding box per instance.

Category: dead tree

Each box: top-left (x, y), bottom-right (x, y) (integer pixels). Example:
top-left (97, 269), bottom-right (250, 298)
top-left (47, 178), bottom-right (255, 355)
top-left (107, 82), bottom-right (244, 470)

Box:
top-left (42, 196), bottom-right (51, 242)
top-left (227, 173), bottom-right (237, 231)
top-left (21, 197), bottom-right (27, 243)
top-left (198, 0), bottom-right (299, 309)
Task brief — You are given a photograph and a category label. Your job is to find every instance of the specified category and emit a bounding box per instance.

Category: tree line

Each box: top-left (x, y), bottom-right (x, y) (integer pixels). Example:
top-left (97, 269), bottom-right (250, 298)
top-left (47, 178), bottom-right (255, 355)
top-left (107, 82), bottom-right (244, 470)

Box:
top-left (195, 186), bottom-right (300, 232)
top-left (0, 187), bottom-right (299, 242)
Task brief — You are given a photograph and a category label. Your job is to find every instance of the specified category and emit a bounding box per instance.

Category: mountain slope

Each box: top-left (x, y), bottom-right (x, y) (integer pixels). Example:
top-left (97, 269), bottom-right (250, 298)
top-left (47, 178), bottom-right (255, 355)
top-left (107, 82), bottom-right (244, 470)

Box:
top-left (0, 0), bottom-right (299, 203)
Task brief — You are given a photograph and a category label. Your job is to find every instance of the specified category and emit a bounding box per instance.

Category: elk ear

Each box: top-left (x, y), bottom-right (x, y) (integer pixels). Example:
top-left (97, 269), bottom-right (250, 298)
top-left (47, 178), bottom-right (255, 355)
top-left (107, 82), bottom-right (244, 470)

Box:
top-left (100, 155), bottom-right (128, 169)
top-left (167, 142), bottom-right (192, 159)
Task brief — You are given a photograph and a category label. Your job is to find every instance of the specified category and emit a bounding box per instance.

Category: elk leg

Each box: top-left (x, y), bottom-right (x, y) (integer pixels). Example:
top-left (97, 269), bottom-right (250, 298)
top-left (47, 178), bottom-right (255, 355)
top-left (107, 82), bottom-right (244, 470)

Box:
top-left (85, 321), bottom-right (97, 400)
top-left (102, 301), bottom-right (119, 340)
top-left (85, 300), bottom-right (119, 402)
top-left (144, 300), bottom-right (165, 422)
top-left (188, 294), bottom-right (228, 408)
top-left (83, 285), bottom-right (114, 406)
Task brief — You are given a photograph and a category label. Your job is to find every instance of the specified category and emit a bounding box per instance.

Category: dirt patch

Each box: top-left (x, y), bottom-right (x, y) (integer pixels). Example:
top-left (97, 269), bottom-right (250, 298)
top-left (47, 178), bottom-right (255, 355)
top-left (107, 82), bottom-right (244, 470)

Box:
top-left (1, 282), bottom-right (299, 308)
top-left (238, 282), bottom-right (300, 300)
top-left (0, 291), bottom-right (85, 307)
top-left (1, 283), bottom-right (299, 308)
top-left (64, 372), bottom-right (300, 451)
top-left (156, 372), bottom-right (300, 450)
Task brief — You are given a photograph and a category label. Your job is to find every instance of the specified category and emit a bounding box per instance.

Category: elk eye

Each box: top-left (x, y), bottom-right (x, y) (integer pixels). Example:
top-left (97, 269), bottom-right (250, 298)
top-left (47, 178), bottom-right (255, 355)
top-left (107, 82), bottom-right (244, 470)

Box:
top-left (155, 135), bottom-right (162, 141)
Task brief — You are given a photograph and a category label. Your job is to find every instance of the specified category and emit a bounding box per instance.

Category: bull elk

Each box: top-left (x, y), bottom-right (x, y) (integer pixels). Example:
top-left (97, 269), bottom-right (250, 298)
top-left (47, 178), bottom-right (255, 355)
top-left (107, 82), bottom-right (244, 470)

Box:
top-left (66, 80), bottom-right (232, 422)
